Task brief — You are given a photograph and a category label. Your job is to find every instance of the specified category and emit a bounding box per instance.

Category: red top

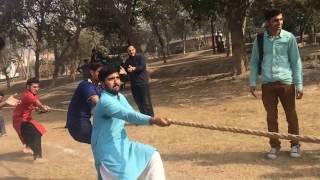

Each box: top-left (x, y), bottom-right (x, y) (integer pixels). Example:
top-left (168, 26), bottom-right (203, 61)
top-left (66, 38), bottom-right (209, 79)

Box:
top-left (13, 90), bottom-right (46, 144)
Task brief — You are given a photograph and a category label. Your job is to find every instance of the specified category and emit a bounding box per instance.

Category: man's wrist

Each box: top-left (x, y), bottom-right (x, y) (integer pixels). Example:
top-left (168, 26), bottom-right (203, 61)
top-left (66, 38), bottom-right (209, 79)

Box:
top-left (149, 117), bottom-right (155, 125)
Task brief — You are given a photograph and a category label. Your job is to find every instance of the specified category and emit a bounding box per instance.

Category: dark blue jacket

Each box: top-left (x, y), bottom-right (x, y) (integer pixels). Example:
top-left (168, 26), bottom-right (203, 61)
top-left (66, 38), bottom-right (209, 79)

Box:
top-left (124, 54), bottom-right (149, 85)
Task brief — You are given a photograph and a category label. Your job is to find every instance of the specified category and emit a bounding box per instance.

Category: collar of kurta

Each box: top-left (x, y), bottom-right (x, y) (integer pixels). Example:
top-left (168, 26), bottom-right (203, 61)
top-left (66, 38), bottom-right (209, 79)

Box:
top-left (266, 30), bottom-right (283, 39)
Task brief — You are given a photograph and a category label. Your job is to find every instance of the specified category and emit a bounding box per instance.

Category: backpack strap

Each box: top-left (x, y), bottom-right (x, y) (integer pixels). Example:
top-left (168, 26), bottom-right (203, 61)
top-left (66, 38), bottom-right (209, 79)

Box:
top-left (257, 33), bottom-right (264, 75)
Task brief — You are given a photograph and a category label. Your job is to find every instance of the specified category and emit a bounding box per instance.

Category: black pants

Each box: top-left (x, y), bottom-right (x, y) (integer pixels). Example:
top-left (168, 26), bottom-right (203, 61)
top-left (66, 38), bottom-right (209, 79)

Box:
top-left (21, 122), bottom-right (42, 159)
top-left (0, 116), bottom-right (6, 134)
top-left (131, 83), bottom-right (154, 116)
top-left (67, 122), bottom-right (92, 144)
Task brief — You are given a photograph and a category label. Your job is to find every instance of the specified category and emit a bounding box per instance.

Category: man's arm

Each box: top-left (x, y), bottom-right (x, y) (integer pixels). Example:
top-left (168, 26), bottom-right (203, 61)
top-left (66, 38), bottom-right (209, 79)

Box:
top-left (0, 95), bottom-right (19, 109)
top-left (88, 95), bottom-right (99, 104)
top-left (128, 54), bottom-right (146, 73)
top-left (288, 34), bottom-right (303, 98)
top-left (134, 54), bottom-right (146, 72)
top-left (249, 38), bottom-right (259, 97)
top-left (34, 99), bottom-right (49, 111)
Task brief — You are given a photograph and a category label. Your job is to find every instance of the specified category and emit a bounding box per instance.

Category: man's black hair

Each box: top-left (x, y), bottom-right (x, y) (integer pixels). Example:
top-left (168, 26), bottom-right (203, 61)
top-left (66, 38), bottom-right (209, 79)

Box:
top-left (26, 78), bottom-right (39, 86)
top-left (0, 92), bottom-right (4, 97)
top-left (98, 67), bottom-right (119, 82)
top-left (265, 8), bottom-right (282, 21)
top-left (89, 62), bottom-right (103, 71)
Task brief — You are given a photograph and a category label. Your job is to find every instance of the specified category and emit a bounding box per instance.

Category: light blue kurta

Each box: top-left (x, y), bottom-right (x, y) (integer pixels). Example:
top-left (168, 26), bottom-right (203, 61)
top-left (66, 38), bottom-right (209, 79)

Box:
top-left (91, 91), bottom-right (155, 180)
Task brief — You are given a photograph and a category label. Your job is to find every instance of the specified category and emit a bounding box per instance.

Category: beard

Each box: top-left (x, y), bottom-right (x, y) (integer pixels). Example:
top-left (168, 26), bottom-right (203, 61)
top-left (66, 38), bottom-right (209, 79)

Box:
top-left (107, 84), bottom-right (120, 95)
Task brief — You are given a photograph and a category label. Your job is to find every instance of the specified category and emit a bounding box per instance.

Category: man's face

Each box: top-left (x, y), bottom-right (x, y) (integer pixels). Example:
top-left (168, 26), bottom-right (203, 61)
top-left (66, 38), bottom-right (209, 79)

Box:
top-left (0, 96), bottom-right (3, 102)
top-left (90, 67), bottom-right (103, 82)
top-left (104, 72), bottom-right (121, 94)
top-left (127, 46), bottom-right (136, 57)
top-left (27, 83), bottom-right (40, 95)
top-left (267, 14), bottom-right (283, 33)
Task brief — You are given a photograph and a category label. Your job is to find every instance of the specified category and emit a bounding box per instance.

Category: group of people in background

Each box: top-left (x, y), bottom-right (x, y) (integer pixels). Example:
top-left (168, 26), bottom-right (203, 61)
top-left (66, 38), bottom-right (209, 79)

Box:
top-left (0, 7), bottom-right (305, 180)
top-left (67, 44), bottom-right (169, 179)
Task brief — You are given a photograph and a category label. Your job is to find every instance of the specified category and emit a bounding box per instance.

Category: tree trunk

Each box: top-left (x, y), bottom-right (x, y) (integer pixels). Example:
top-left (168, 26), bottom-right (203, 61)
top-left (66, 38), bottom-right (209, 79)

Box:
top-left (226, 30), bottom-right (232, 56)
top-left (227, 7), bottom-right (248, 75)
top-left (151, 19), bottom-right (166, 63)
top-left (224, 0), bottom-right (251, 75)
top-left (0, 52), bottom-right (10, 88)
top-left (34, 46), bottom-right (40, 79)
top-left (165, 25), bottom-right (170, 56)
top-left (104, 0), bottom-right (142, 52)
top-left (230, 29), bottom-right (247, 75)
top-left (210, 16), bottom-right (216, 54)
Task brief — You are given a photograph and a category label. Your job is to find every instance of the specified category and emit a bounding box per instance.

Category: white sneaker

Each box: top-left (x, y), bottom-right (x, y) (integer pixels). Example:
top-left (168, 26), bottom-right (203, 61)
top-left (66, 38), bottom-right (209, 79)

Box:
top-left (267, 147), bottom-right (280, 159)
top-left (290, 145), bottom-right (301, 158)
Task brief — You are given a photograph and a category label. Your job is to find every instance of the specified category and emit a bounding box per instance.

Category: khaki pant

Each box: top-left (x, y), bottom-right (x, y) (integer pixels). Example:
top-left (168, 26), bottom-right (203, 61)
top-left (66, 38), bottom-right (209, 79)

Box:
top-left (262, 82), bottom-right (300, 148)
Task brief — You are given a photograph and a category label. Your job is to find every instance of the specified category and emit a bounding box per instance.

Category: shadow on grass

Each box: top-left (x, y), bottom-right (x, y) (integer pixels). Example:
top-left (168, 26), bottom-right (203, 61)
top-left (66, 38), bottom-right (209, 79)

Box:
top-left (162, 149), bottom-right (320, 178)
top-left (0, 151), bottom-right (31, 163)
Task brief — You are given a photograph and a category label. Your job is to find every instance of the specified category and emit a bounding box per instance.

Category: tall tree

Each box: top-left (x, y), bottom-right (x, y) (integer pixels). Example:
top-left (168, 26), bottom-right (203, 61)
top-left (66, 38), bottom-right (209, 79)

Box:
top-left (87, 0), bottom-right (142, 51)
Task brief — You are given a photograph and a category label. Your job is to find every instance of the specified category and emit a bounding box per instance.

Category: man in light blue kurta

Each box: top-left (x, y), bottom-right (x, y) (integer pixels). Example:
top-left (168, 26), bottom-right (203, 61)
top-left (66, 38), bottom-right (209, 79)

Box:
top-left (91, 67), bottom-right (170, 180)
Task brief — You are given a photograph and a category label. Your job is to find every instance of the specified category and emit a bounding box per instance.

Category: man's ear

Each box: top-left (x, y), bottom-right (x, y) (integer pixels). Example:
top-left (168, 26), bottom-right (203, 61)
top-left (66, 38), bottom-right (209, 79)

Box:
top-left (89, 70), bottom-right (94, 76)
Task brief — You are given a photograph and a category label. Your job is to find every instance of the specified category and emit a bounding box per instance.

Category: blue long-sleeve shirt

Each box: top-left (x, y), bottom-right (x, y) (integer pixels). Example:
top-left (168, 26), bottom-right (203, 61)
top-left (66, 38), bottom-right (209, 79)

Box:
top-left (249, 30), bottom-right (303, 91)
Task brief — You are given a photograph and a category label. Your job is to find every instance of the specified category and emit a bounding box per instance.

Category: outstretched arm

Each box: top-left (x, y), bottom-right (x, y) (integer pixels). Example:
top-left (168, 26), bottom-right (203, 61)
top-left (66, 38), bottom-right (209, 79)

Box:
top-left (34, 99), bottom-right (49, 112)
top-left (0, 95), bottom-right (20, 109)
top-left (101, 95), bottom-right (170, 126)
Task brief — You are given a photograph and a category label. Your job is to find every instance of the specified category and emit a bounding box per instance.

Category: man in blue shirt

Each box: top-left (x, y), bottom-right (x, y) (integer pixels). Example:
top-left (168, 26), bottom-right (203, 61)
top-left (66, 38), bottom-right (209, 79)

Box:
top-left (122, 45), bottom-right (154, 116)
top-left (66, 62), bottom-right (103, 144)
top-left (249, 8), bottom-right (303, 159)
top-left (91, 67), bottom-right (170, 180)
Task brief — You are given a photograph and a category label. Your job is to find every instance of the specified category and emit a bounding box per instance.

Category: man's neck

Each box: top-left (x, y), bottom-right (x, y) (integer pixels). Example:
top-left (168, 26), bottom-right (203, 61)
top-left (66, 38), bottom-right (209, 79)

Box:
top-left (267, 29), bottom-right (281, 37)
top-left (88, 78), bottom-right (98, 85)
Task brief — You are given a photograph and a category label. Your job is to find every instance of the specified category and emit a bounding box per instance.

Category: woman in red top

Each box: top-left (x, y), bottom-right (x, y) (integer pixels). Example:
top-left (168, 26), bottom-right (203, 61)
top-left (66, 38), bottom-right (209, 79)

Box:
top-left (13, 78), bottom-right (49, 163)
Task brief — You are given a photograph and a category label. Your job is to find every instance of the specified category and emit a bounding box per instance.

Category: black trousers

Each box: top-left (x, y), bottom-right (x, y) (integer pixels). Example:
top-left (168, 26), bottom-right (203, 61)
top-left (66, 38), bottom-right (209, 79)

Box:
top-left (21, 122), bottom-right (42, 159)
top-left (0, 116), bottom-right (6, 134)
top-left (67, 122), bottom-right (92, 144)
top-left (131, 83), bottom-right (154, 116)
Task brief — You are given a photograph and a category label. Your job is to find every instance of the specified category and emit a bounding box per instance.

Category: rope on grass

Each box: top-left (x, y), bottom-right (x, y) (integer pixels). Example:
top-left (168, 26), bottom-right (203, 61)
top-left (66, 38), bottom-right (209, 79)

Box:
top-left (168, 120), bottom-right (320, 144)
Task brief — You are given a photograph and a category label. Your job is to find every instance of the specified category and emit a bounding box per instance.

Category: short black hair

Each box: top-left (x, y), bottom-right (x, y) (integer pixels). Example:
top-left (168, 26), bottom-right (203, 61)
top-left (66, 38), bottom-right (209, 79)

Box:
top-left (89, 62), bottom-right (103, 71)
top-left (0, 92), bottom-right (4, 97)
top-left (26, 78), bottom-right (39, 86)
top-left (98, 67), bottom-right (119, 82)
top-left (265, 8), bottom-right (282, 21)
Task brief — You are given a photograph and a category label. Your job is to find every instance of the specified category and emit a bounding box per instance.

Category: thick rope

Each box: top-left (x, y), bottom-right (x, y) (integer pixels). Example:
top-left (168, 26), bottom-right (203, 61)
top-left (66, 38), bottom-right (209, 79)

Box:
top-left (168, 120), bottom-right (320, 144)
top-left (2, 106), bottom-right (67, 112)
top-left (4, 105), bottom-right (320, 143)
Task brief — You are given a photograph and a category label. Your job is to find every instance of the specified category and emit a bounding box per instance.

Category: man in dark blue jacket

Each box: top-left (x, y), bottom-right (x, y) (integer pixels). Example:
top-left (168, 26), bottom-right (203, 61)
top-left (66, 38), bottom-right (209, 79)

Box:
top-left (66, 62), bottom-right (103, 144)
top-left (122, 45), bottom-right (154, 116)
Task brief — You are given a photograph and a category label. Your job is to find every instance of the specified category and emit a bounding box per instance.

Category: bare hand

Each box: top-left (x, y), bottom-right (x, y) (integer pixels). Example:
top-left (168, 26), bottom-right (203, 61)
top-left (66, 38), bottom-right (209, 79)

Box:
top-left (38, 105), bottom-right (50, 113)
top-left (127, 65), bottom-right (136, 72)
top-left (119, 66), bottom-right (127, 75)
top-left (150, 117), bottom-right (171, 127)
top-left (5, 96), bottom-right (20, 106)
top-left (250, 86), bottom-right (257, 98)
top-left (296, 90), bottom-right (303, 99)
